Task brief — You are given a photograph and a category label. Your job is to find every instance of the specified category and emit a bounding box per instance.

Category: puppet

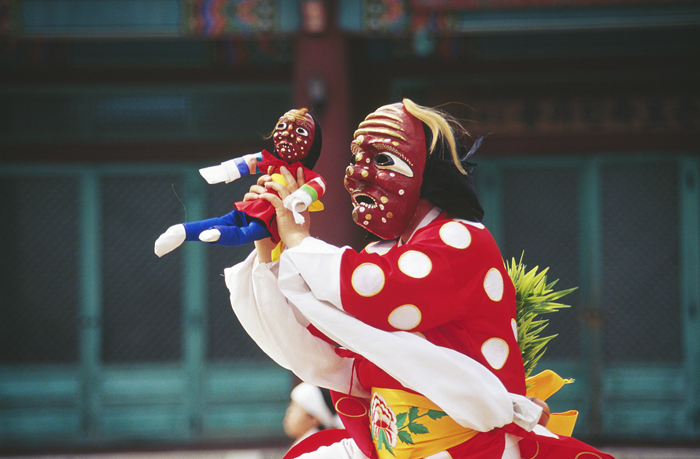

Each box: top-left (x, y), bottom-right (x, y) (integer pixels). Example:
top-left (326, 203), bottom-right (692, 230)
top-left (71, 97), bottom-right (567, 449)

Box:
top-left (154, 108), bottom-right (324, 258)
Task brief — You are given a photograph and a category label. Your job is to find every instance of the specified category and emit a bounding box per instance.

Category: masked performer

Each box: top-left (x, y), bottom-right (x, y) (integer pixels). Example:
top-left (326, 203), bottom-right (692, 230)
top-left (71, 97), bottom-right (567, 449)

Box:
top-left (225, 100), bottom-right (614, 459)
top-left (154, 108), bottom-right (324, 258)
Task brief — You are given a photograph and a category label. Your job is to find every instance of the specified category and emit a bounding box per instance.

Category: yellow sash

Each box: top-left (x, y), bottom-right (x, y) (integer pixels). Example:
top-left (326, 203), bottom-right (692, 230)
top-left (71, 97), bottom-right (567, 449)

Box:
top-left (369, 371), bottom-right (577, 459)
top-left (370, 388), bottom-right (477, 459)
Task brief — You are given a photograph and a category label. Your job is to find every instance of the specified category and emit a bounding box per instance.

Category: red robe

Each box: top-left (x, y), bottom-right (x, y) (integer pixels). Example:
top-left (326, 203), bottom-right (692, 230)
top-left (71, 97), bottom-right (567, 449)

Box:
top-left (290, 213), bottom-right (614, 459)
top-left (335, 213), bottom-right (524, 458)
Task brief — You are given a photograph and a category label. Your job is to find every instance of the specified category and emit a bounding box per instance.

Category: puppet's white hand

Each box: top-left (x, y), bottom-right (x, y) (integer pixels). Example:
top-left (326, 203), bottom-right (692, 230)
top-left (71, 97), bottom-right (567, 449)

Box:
top-left (200, 154), bottom-right (262, 184)
top-left (199, 163), bottom-right (234, 184)
top-left (283, 193), bottom-right (308, 224)
top-left (154, 224), bottom-right (186, 257)
top-left (199, 228), bottom-right (221, 243)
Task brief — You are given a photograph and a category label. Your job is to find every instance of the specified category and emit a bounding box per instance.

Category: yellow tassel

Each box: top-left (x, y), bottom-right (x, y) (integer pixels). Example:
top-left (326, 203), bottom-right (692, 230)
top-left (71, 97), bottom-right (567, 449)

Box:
top-left (525, 369), bottom-right (573, 401)
top-left (525, 369), bottom-right (578, 436)
top-left (547, 410), bottom-right (578, 437)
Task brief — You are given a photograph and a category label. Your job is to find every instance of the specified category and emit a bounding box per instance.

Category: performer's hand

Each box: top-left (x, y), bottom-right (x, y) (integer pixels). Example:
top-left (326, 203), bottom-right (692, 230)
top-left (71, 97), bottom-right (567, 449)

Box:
top-left (259, 166), bottom-right (310, 249)
top-left (154, 224), bottom-right (186, 257)
top-left (243, 171), bottom-right (287, 261)
top-left (527, 397), bottom-right (551, 427)
top-left (244, 173), bottom-right (278, 262)
top-left (243, 174), bottom-right (273, 202)
top-left (253, 238), bottom-right (278, 263)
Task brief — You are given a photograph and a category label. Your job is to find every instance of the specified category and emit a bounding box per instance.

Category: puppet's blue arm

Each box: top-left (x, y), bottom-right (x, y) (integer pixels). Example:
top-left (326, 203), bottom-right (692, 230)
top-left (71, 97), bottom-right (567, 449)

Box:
top-left (183, 210), bottom-right (271, 246)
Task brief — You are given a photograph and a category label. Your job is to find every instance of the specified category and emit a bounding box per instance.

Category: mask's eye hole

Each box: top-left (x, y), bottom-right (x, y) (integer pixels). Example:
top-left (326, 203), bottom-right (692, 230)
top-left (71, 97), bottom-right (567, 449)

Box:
top-left (374, 153), bottom-right (393, 166)
top-left (276, 122), bottom-right (288, 131)
top-left (296, 127), bottom-right (309, 136)
top-left (375, 152), bottom-right (413, 177)
top-left (350, 154), bottom-right (356, 165)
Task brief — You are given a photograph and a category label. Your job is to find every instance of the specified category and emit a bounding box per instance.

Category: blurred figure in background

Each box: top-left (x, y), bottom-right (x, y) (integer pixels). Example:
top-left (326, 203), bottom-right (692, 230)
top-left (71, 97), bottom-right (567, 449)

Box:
top-left (284, 382), bottom-right (342, 445)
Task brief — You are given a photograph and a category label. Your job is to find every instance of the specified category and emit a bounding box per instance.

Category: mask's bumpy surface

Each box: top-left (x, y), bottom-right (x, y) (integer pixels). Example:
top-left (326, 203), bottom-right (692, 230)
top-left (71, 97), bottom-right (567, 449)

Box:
top-left (344, 102), bottom-right (427, 240)
top-left (273, 109), bottom-right (316, 163)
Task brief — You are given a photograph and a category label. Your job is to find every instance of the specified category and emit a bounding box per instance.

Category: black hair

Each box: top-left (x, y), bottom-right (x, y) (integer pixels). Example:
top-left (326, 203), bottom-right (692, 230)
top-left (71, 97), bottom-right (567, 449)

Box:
top-left (420, 124), bottom-right (484, 222)
top-left (301, 114), bottom-right (322, 170)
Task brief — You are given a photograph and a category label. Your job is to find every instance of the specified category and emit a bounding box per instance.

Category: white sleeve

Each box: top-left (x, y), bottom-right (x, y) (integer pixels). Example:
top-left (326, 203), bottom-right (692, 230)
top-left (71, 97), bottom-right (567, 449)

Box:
top-left (275, 237), bottom-right (347, 309)
top-left (224, 249), bottom-right (366, 396)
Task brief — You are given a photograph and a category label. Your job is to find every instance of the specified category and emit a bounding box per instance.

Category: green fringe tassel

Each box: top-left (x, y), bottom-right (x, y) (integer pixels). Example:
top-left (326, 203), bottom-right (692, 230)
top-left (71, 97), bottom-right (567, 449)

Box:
top-left (506, 253), bottom-right (577, 378)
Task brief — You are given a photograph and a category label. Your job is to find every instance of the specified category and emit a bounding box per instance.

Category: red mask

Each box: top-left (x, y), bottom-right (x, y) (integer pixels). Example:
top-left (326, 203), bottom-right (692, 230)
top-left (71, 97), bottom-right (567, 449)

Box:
top-left (344, 102), bottom-right (426, 240)
top-left (272, 110), bottom-right (316, 163)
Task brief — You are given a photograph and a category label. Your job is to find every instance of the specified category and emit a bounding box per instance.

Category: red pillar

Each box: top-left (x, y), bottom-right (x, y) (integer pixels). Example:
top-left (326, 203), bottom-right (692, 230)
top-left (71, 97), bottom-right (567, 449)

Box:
top-left (293, 0), bottom-right (365, 248)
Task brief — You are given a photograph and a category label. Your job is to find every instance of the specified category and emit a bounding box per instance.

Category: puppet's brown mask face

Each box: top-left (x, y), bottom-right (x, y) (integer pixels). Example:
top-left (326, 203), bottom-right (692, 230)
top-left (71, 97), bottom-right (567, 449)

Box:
top-left (273, 110), bottom-right (316, 163)
top-left (344, 102), bottom-right (426, 240)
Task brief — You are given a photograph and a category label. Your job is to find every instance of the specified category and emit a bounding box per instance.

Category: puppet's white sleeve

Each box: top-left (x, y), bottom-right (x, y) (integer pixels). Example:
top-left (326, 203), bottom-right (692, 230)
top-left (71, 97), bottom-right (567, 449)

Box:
top-left (279, 237), bottom-right (541, 433)
top-left (224, 250), bottom-right (365, 397)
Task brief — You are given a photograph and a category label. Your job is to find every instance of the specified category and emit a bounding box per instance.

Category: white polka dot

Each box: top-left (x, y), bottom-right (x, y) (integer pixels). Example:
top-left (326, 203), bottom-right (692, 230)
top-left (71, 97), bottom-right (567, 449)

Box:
top-left (511, 318), bottom-right (519, 342)
top-left (351, 263), bottom-right (385, 297)
top-left (388, 305), bottom-right (422, 330)
top-left (484, 268), bottom-right (504, 301)
top-left (398, 251), bottom-right (432, 278)
top-left (481, 338), bottom-right (509, 370)
top-left (439, 222), bottom-right (472, 249)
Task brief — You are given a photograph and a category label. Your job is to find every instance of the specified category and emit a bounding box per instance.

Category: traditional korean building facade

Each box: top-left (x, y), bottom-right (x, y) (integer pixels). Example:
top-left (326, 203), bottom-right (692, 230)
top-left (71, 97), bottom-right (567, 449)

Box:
top-left (1, 0), bottom-right (698, 452)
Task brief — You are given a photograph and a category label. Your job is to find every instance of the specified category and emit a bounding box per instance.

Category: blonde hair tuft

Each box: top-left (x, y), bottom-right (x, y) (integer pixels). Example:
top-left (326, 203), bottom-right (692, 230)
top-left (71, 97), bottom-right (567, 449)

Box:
top-left (402, 98), bottom-right (469, 175)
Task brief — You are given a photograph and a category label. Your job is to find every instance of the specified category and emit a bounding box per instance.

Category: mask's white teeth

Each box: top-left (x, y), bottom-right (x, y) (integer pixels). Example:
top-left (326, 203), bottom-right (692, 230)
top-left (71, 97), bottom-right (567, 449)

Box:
top-left (353, 193), bottom-right (377, 209)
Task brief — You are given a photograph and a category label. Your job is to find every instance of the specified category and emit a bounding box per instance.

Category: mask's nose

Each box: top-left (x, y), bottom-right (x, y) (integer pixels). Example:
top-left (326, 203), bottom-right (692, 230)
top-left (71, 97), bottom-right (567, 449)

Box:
top-left (345, 150), bottom-right (376, 190)
top-left (344, 164), bottom-right (361, 192)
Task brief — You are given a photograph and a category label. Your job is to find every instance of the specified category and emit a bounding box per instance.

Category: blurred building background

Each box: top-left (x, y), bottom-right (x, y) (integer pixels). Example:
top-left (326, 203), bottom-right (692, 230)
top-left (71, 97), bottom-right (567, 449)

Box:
top-left (0, 0), bottom-right (699, 456)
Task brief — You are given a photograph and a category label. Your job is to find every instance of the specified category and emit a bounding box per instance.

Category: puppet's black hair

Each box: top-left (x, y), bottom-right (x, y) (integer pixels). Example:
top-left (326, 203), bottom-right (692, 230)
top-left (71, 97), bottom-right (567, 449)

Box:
top-left (302, 114), bottom-right (322, 170)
